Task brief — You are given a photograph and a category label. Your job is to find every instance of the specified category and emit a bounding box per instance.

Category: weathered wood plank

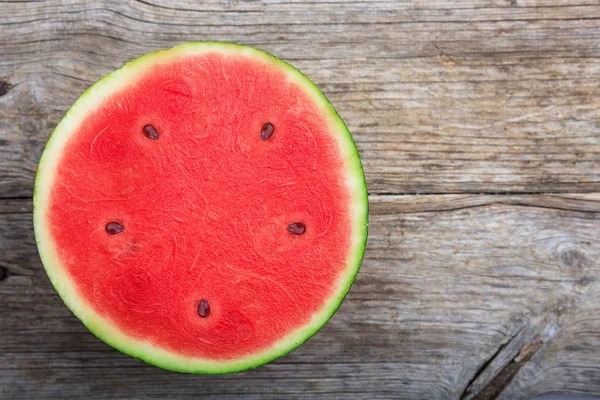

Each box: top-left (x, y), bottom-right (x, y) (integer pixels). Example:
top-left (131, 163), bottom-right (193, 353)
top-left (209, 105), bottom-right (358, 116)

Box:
top-left (1, 195), bottom-right (600, 399)
top-left (1, 0), bottom-right (600, 196)
top-left (2, 0), bottom-right (600, 398)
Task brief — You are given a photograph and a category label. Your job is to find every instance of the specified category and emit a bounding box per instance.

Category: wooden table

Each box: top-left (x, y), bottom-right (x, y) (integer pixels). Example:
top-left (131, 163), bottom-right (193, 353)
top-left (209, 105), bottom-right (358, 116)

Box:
top-left (2, 1), bottom-right (600, 399)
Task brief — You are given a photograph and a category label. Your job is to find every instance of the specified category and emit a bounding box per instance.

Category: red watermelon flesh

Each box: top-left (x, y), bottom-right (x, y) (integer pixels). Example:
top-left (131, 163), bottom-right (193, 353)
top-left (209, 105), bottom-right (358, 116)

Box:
top-left (34, 43), bottom-right (368, 373)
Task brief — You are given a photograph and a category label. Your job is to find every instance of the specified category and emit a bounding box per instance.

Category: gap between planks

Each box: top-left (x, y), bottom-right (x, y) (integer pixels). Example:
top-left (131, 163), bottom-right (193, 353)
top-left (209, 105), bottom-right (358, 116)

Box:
top-left (2, 193), bottom-right (600, 214)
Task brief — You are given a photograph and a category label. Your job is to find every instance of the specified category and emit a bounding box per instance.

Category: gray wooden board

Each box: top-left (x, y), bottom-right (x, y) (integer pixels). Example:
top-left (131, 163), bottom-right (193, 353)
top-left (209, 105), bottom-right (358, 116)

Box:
top-left (2, 195), bottom-right (600, 398)
top-left (2, 0), bottom-right (600, 196)
top-left (1, 0), bottom-right (600, 399)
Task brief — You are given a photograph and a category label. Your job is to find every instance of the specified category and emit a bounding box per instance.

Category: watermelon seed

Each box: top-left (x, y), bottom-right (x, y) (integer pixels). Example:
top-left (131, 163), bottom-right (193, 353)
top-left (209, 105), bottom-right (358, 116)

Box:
top-left (142, 124), bottom-right (159, 140)
top-left (288, 222), bottom-right (306, 235)
top-left (105, 222), bottom-right (124, 235)
top-left (260, 122), bottom-right (274, 140)
top-left (0, 267), bottom-right (7, 281)
top-left (198, 299), bottom-right (210, 318)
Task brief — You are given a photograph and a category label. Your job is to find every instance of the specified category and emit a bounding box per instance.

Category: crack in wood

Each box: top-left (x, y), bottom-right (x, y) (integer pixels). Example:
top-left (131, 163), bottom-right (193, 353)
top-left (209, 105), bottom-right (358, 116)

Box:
top-left (461, 325), bottom-right (545, 400)
top-left (460, 327), bottom-right (524, 400)
top-left (470, 342), bottom-right (543, 400)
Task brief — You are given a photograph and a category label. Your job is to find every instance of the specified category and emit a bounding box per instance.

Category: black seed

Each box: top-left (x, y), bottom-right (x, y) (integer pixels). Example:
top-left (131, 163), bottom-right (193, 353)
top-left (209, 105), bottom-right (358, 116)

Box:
top-left (143, 124), bottom-right (159, 140)
top-left (260, 122), bottom-right (274, 140)
top-left (106, 222), bottom-right (124, 235)
top-left (288, 222), bottom-right (306, 235)
top-left (198, 299), bottom-right (210, 318)
top-left (0, 267), bottom-right (7, 281)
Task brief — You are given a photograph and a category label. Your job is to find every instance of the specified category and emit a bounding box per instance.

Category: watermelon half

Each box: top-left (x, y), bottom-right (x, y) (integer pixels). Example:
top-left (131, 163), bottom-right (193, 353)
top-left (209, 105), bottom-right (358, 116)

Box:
top-left (33, 42), bottom-right (368, 373)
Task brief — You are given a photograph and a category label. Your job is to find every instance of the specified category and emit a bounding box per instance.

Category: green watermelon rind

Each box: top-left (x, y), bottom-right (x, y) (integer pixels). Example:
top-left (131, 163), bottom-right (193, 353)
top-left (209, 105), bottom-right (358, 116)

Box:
top-left (33, 42), bottom-right (368, 374)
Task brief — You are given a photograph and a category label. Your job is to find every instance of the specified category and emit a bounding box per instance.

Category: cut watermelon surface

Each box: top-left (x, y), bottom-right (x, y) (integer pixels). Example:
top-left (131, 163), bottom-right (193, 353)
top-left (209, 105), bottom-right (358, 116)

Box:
top-left (34, 42), bottom-right (368, 373)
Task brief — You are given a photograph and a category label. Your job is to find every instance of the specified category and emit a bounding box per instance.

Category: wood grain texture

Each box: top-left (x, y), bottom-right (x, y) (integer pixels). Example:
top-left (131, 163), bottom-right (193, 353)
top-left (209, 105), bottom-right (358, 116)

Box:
top-left (2, 0), bottom-right (600, 399)
top-left (1, 0), bottom-right (600, 196)
top-left (2, 195), bottom-right (600, 399)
